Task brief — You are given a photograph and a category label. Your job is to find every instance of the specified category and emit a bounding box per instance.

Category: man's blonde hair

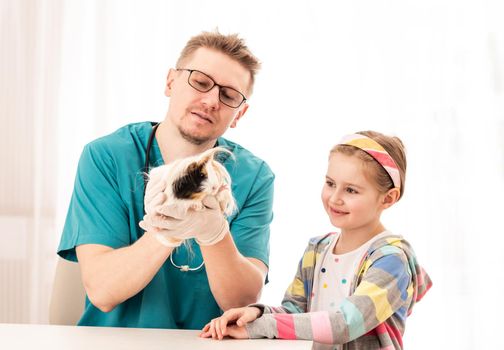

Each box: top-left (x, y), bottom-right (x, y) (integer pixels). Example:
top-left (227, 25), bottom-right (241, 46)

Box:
top-left (176, 30), bottom-right (261, 95)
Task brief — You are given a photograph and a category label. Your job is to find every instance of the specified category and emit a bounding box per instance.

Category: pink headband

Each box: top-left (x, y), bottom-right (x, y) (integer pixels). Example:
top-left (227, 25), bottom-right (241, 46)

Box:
top-left (338, 133), bottom-right (401, 189)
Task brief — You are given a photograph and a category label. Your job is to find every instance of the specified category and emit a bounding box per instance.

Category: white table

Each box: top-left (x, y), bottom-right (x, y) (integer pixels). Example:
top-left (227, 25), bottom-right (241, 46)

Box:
top-left (0, 323), bottom-right (313, 349)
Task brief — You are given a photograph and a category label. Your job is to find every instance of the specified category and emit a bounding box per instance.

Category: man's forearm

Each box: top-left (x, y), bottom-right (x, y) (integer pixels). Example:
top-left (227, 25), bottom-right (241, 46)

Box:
top-left (76, 231), bottom-right (174, 312)
top-left (200, 233), bottom-right (266, 310)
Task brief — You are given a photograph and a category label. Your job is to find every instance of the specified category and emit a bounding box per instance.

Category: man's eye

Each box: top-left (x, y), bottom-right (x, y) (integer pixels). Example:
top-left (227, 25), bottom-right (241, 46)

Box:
top-left (194, 79), bottom-right (211, 89)
top-left (221, 89), bottom-right (239, 102)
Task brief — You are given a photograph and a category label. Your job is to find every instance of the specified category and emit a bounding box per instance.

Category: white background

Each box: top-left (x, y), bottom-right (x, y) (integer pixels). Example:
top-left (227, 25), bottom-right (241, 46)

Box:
top-left (1, 0), bottom-right (504, 348)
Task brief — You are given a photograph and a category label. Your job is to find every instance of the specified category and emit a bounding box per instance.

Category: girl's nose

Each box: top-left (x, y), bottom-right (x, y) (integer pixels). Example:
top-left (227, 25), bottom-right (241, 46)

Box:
top-left (329, 191), bottom-right (344, 205)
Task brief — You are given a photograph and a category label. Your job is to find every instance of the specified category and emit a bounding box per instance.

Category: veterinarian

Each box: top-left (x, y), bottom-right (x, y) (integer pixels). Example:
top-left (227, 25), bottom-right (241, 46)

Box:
top-left (57, 30), bottom-right (274, 329)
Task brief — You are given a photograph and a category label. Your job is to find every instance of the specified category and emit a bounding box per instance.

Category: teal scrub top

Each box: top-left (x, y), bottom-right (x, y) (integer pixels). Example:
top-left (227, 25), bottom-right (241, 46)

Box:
top-left (57, 122), bottom-right (274, 329)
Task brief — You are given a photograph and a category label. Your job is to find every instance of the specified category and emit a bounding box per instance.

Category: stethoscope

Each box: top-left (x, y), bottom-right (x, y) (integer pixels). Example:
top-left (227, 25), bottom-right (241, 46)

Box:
top-left (143, 122), bottom-right (160, 200)
top-left (143, 121), bottom-right (204, 272)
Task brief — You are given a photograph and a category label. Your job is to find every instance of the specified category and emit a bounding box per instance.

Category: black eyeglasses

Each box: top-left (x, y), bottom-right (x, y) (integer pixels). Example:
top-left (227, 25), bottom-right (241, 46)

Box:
top-left (177, 69), bottom-right (247, 108)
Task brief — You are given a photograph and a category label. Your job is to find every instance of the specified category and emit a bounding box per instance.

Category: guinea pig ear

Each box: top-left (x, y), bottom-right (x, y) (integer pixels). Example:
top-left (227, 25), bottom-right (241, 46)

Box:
top-left (196, 153), bottom-right (213, 167)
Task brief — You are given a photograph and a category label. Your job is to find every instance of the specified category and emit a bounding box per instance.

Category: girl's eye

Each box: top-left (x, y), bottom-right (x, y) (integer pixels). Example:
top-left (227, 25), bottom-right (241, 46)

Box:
top-left (346, 187), bottom-right (358, 194)
top-left (325, 180), bottom-right (335, 187)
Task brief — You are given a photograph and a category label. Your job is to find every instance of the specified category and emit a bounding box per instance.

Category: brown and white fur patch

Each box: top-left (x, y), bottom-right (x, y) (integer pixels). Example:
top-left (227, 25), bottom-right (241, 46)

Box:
top-left (147, 147), bottom-right (236, 216)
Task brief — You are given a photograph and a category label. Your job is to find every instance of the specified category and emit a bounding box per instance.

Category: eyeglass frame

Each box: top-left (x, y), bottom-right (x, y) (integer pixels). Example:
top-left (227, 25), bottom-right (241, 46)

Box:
top-left (176, 68), bottom-right (248, 108)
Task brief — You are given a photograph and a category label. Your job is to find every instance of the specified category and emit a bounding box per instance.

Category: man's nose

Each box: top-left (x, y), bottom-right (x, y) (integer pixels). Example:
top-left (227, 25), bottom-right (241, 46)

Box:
top-left (201, 85), bottom-right (221, 109)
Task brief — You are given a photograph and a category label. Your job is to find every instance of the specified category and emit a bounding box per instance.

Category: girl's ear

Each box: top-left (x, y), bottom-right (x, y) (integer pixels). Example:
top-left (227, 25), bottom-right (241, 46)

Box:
top-left (382, 188), bottom-right (400, 209)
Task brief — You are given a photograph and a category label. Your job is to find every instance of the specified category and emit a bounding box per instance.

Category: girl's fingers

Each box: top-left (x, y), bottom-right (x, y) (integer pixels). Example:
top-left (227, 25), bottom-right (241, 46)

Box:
top-left (236, 307), bottom-right (259, 326)
top-left (199, 329), bottom-right (210, 338)
top-left (215, 320), bottom-right (222, 340)
top-left (216, 318), bottom-right (225, 340)
top-left (200, 321), bottom-right (214, 339)
top-left (211, 319), bottom-right (218, 340)
top-left (200, 314), bottom-right (251, 340)
top-left (219, 317), bottom-right (228, 337)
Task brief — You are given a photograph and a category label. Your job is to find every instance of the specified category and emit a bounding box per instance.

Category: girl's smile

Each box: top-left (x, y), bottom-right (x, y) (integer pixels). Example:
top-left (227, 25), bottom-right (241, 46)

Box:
top-left (321, 152), bottom-right (391, 251)
top-left (328, 207), bottom-right (349, 216)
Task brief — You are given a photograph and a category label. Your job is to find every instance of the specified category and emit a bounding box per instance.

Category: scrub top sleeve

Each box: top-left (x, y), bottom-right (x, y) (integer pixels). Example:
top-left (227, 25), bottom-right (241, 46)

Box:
top-left (230, 162), bottom-right (274, 268)
top-left (58, 144), bottom-right (131, 261)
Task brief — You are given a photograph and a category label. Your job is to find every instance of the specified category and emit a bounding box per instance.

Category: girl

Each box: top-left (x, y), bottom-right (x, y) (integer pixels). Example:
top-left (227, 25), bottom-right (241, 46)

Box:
top-left (200, 131), bottom-right (432, 349)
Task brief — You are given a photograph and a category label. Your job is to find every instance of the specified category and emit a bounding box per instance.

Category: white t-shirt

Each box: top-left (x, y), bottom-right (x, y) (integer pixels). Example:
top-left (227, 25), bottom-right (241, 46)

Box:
top-left (311, 230), bottom-right (393, 313)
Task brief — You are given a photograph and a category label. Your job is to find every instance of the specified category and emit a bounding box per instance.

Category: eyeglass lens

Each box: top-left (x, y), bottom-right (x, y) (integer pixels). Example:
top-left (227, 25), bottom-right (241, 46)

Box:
top-left (188, 70), bottom-right (244, 108)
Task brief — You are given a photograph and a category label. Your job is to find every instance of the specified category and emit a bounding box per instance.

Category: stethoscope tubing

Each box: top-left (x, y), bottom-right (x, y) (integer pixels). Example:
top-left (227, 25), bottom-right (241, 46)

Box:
top-left (143, 122), bottom-right (161, 203)
top-left (141, 121), bottom-right (205, 272)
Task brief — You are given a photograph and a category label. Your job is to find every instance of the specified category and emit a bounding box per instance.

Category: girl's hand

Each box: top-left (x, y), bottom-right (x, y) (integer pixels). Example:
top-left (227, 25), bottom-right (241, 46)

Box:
top-left (199, 307), bottom-right (261, 340)
top-left (200, 323), bottom-right (249, 340)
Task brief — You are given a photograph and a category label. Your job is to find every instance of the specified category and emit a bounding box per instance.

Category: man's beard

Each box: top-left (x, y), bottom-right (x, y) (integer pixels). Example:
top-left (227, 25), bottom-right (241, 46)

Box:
top-left (178, 126), bottom-right (210, 146)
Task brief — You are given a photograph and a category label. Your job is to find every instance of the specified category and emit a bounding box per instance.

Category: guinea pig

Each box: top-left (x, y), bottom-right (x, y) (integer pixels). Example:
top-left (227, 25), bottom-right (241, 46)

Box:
top-left (146, 147), bottom-right (236, 217)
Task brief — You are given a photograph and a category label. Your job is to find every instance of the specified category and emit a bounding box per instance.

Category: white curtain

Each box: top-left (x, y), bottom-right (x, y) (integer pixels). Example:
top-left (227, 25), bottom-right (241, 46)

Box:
top-left (1, 0), bottom-right (503, 348)
top-left (1, 0), bottom-right (63, 323)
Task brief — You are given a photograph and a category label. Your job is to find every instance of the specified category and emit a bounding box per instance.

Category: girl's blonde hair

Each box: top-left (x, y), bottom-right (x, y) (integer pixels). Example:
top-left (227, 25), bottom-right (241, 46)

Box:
top-left (331, 131), bottom-right (407, 199)
top-left (176, 30), bottom-right (261, 95)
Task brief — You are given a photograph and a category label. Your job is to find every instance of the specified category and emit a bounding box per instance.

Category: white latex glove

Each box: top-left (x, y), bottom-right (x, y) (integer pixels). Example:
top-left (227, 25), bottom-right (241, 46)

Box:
top-left (139, 222), bottom-right (184, 248)
top-left (140, 178), bottom-right (184, 247)
top-left (140, 195), bottom-right (229, 246)
top-left (144, 177), bottom-right (166, 215)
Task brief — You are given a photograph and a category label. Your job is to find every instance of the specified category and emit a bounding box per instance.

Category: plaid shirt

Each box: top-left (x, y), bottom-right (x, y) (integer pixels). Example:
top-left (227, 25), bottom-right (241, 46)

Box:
top-left (247, 233), bottom-right (432, 349)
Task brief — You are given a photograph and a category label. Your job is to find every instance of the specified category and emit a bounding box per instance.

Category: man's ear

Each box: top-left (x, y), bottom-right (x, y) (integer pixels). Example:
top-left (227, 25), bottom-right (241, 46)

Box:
top-left (230, 103), bottom-right (249, 128)
top-left (164, 69), bottom-right (177, 97)
top-left (382, 188), bottom-right (400, 209)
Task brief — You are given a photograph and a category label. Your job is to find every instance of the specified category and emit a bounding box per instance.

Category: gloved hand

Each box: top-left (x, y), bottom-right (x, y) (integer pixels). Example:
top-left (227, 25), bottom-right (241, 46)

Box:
top-left (143, 175), bottom-right (166, 215)
top-left (140, 181), bottom-right (184, 247)
top-left (140, 195), bottom-right (229, 247)
top-left (141, 175), bottom-right (185, 247)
